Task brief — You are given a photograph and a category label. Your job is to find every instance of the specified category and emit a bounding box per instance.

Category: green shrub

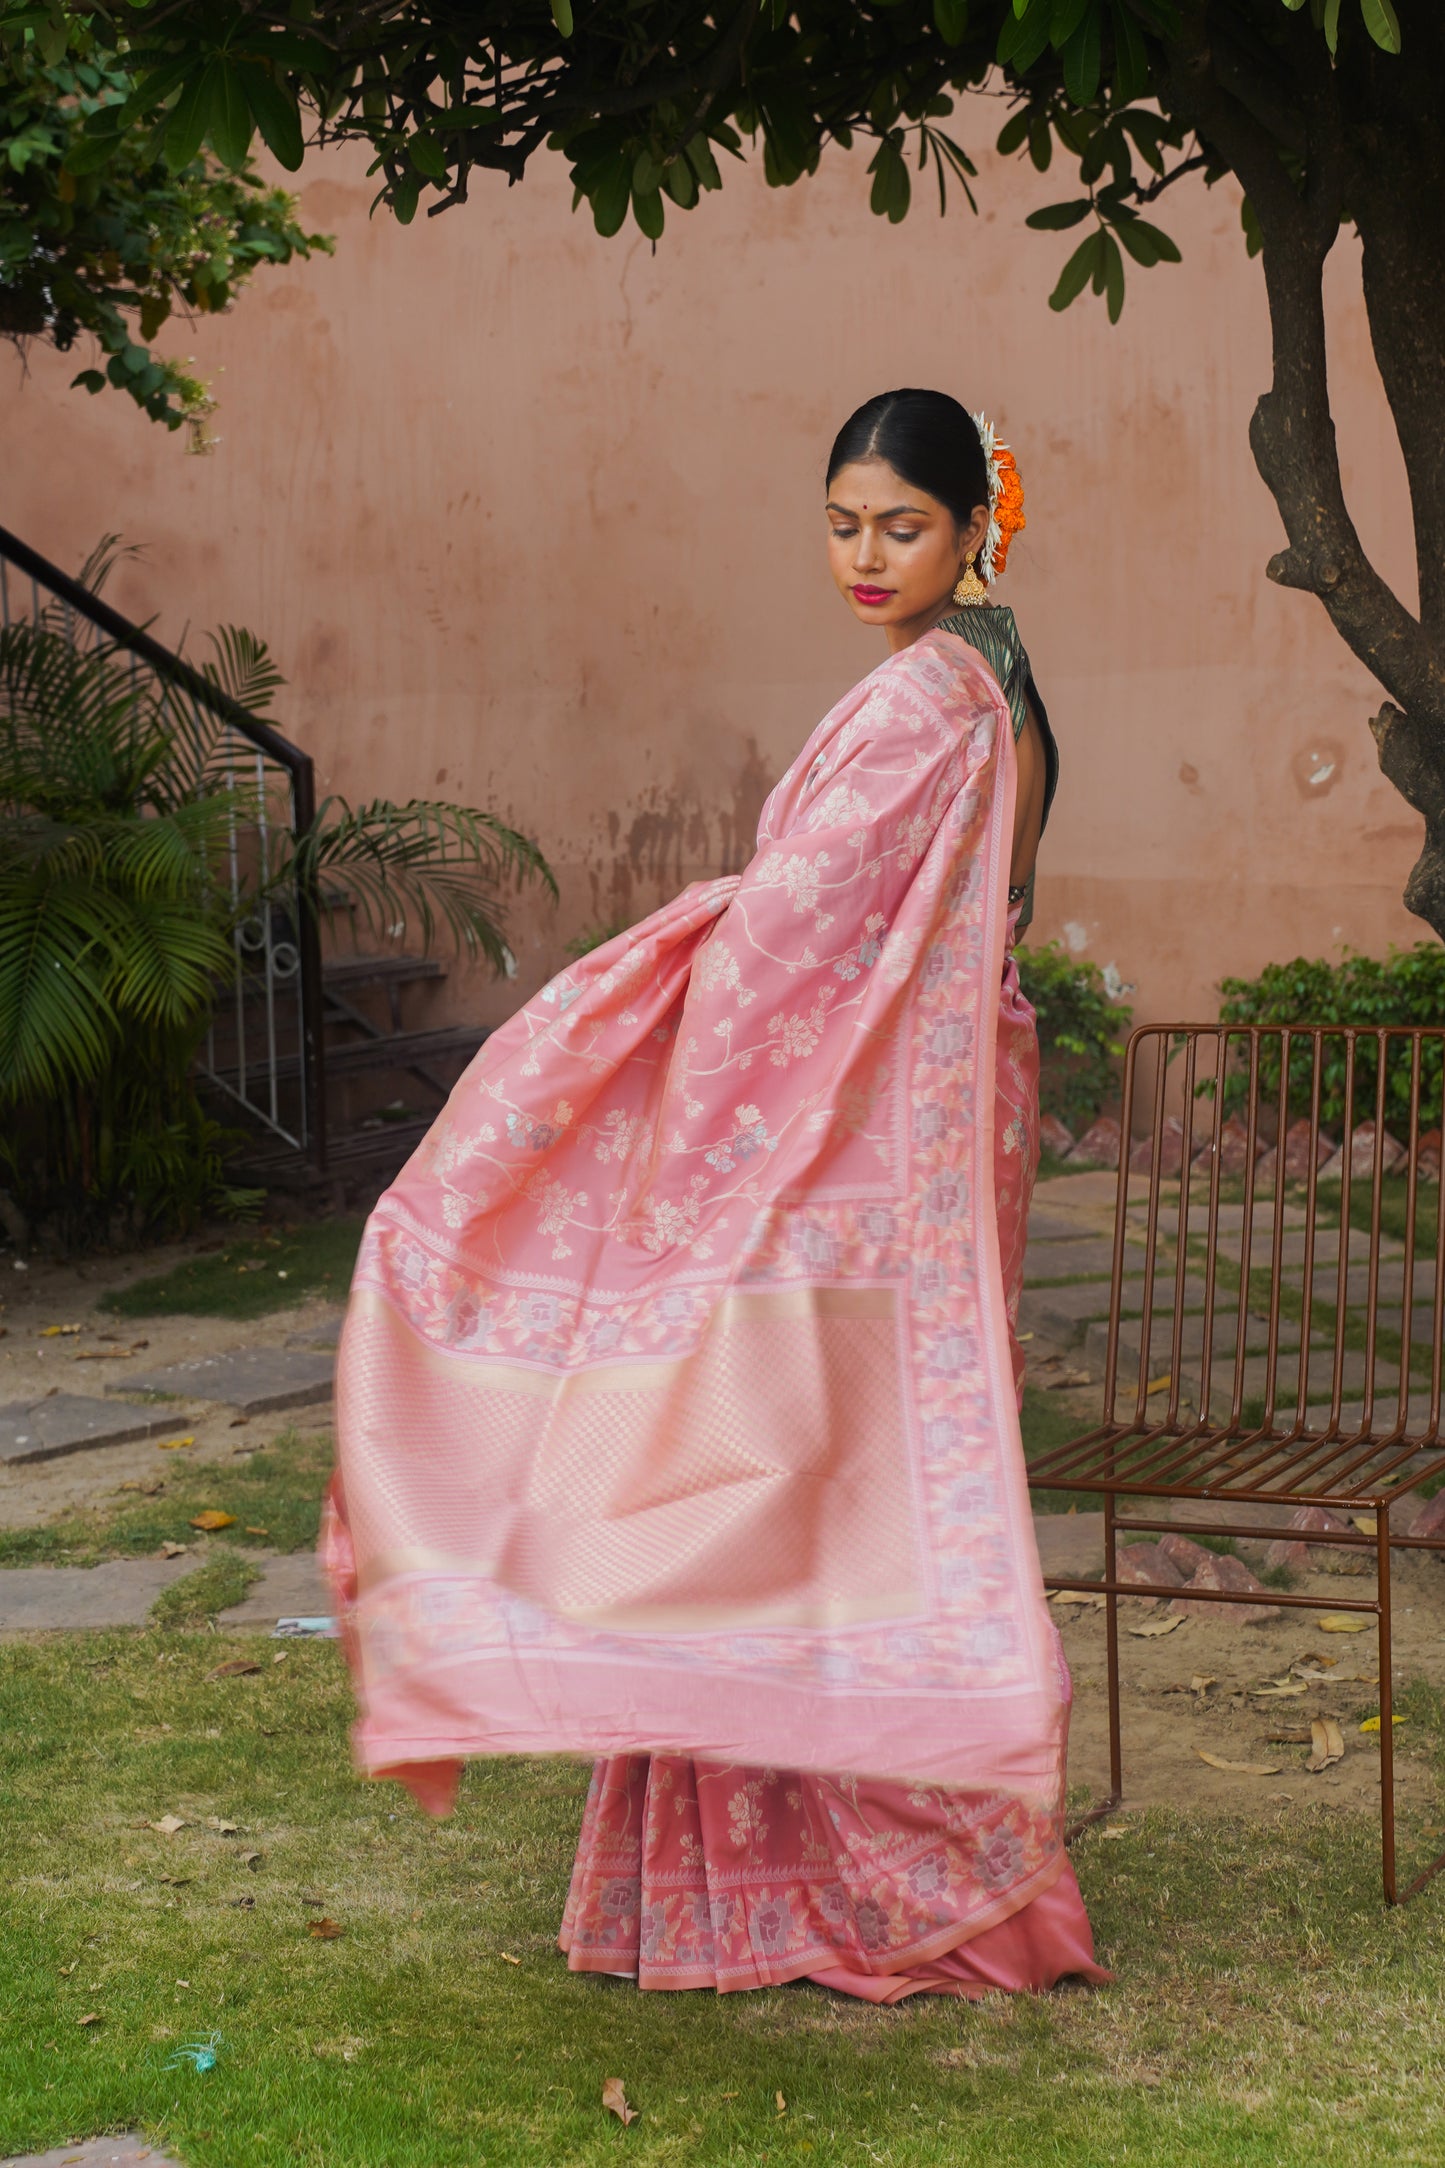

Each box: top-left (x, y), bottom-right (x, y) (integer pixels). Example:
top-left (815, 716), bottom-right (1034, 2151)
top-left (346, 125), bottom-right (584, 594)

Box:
top-left (1015, 941), bottom-right (1132, 1132)
top-left (1216, 946), bottom-right (1445, 1135)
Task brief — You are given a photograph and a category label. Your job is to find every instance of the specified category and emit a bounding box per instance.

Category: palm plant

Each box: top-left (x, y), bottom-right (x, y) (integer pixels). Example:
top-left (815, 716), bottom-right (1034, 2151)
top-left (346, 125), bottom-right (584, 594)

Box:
top-left (0, 549), bottom-right (555, 1247)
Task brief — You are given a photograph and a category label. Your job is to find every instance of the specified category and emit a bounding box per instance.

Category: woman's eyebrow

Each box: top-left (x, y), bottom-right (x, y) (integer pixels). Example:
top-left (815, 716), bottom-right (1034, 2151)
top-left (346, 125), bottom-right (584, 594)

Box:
top-left (825, 501), bottom-right (928, 519)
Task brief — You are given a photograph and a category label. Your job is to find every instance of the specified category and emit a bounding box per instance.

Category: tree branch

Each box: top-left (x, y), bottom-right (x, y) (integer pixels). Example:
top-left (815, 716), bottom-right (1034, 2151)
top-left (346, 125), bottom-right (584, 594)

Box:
top-left (1165, 4), bottom-right (1443, 727)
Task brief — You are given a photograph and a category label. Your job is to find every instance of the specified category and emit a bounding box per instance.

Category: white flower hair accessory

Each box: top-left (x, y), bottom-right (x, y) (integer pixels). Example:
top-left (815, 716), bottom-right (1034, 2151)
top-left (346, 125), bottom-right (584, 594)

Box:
top-left (970, 410), bottom-right (1026, 584)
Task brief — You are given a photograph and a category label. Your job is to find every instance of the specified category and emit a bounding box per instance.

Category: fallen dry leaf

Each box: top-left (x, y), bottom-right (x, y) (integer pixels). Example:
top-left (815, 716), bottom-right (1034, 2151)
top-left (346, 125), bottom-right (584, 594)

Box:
top-left (1128, 1614), bottom-right (1184, 1638)
top-left (776, 2091), bottom-right (788, 2116)
top-left (39, 1324), bottom-right (82, 1337)
top-left (1266, 1728), bottom-right (1314, 1745)
top-left (190, 1511), bottom-right (237, 1532)
top-left (158, 1541), bottom-right (187, 1559)
top-left (1360, 1714), bottom-right (1406, 1732)
top-left (72, 1347), bottom-right (135, 1361)
top-left (149, 1815), bottom-right (186, 1837)
top-left (1319, 1614), bottom-right (1372, 1634)
top-left (76, 2011), bottom-right (102, 2026)
top-left (1308, 1718), bottom-right (1346, 1772)
top-left (1191, 1675), bottom-right (1217, 1696)
top-left (602, 2078), bottom-right (637, 2126)
top-left (244, 1526), bottom-right (270, 1537)
top-left (1099, 1826), bottom-right (1130, 1841)
top-left (1252, 1681), bottom-right (1308, 1698)
top-left (498, 1952), bottom-right (521, 1966)
top-left (1044, 1368), bottom-right (1092, 1390)
top-left (1196, 1750), bottom-right (1284, 1776)
top-left (1050, 1589), bottom-right (1106, 1608)
top-left (157, 1436), bottom-right (196, 1452)
top-left (1145, 1373), bottom-right (1172, 1395)
top-left (229, 1416), bottom-right (250, 1428)
top-left (1351, 1513), bottom-right (1378, 1536)
top-left (118, 1478), bottom-right (163, 1496)
top-left (207, 1661), bottom-right (261, 1680)
top-left (205, 1817), bottom-right (238, 1834)
top-left (308, 1917), bottom-right (346, 1940)
top-left (271, 1652), bottom-right (288, 1666)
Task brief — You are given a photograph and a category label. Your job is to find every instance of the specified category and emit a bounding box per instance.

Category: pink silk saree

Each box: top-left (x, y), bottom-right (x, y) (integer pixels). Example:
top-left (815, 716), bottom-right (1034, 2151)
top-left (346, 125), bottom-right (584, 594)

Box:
top-left (326, 627), bottom-right (1103, 1997)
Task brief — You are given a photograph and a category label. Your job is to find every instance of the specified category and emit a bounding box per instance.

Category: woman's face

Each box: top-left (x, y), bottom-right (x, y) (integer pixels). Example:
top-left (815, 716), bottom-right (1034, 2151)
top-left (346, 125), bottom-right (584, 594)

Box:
top-left (825, 457), bottom-right (990, 650)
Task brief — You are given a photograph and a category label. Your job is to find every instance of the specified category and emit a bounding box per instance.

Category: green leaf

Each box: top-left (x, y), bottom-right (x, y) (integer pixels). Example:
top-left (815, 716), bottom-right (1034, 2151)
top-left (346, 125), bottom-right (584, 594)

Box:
top-left (1240, 193), bottom-right (1263, 258)
top-left (1124, 215), bottom-right (1180, 263)
top-left (408, 131), bottom-right (448, 180)
top-left (550, 0), bottom-right (575, 33)
top-left (163, 66), bottom-right (213, 173)
top-left (1048, 229), bottom-right (1101, 310)
top-left (1360, 0), bottom-right (1402, 52)
top-left (684, 135), bottom-right (722, 190)
top-left (235, 63), bottom-right (304, 172)
top-left (1100, 229), bottom-right (1125, 320)
top-left (631, 186), bottom-right (664, 240)
top-left (661, 155), bottom-right (697, 208)
top-left (933, 0), bottom-right (970, 43)
top-left (1061, 5), bottom-right (1103, 102)
top-left (391, 175), bottom-right (420, 224)
top-left (1050, 0), bottom-right (1092, 48)
top-left (1026, 197), bottom-right (1092, 229)
top-left (70, 369), bottom-right (106, 395)
top-left (590, 162), bottom-right (630, 238)
top-left (998, 0), bottom-right (1054, 71)
top-left (1323, 0), bottom-right (1341, 52)
top-left (996, 108), bottom-right (1031, 155)
top-left (207, 60), bottom-right (255, 172)
top-left (1110, 0), bottom-right (1150, 103)
top-left (1028, 113), bottom-right (1053, 170)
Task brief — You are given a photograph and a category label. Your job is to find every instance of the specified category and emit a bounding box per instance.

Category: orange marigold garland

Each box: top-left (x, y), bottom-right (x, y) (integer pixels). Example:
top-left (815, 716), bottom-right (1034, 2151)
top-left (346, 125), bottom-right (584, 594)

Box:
top-left (971, 412), bottom-right (1026, 584)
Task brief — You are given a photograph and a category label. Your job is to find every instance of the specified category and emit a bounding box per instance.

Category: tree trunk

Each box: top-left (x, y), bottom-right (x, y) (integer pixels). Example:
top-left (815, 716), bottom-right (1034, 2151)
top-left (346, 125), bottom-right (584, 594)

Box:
top-left (1171, 3), bottom-right (1445, 939)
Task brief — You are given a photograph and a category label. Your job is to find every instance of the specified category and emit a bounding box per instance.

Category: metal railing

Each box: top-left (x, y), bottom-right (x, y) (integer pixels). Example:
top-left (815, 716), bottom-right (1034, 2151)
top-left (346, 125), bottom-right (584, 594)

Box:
top-left (0, 525), bottom-right (327, 1170)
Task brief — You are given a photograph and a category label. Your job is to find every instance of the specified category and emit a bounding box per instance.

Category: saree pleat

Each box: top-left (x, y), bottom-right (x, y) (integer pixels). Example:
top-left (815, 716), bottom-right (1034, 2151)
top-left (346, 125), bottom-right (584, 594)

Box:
top-left (328, 627), bottom-right (1100, 1993)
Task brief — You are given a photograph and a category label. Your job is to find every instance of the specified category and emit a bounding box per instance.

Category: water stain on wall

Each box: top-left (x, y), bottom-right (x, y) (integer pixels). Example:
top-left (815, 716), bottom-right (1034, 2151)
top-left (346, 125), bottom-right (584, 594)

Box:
top-left (583, 733), bottom-right (776, 925)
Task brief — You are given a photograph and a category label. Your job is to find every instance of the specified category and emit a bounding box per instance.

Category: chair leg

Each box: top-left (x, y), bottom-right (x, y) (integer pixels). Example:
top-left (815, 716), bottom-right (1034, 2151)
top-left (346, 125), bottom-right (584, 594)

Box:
top-left (1105, 1492), bottom-right (1123, 1806)
top-left (1378, 1516), bottom-right (1397, 1905)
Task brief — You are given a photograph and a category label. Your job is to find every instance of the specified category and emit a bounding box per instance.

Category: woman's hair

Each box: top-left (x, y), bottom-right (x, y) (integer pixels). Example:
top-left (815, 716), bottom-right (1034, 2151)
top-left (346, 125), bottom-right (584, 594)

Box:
top-left (825, 388), bottom-right (989, 530)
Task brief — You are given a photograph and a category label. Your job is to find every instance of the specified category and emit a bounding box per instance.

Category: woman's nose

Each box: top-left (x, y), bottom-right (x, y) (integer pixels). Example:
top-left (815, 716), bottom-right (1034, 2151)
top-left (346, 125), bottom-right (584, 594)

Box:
top-left (852, 530), bottom-right (882, 572)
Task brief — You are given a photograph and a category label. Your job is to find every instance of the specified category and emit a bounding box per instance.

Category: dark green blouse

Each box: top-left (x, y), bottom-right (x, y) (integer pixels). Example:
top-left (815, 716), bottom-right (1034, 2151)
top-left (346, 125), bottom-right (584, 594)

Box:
top-left (937, 603), bottom-right (1057, 934)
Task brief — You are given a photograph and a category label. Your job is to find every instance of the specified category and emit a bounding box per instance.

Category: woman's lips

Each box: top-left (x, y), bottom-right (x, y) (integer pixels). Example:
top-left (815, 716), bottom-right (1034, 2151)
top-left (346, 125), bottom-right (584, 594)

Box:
top-left (851, 586), bottom-right (893, 605)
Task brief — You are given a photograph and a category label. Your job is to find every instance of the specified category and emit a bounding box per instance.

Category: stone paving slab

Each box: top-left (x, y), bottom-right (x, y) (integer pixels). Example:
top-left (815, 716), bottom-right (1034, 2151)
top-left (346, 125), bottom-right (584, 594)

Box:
top-left (105, 1347), bottom-right (334, 1415)
top-left (1024, 1237), bottom-right (1146, 1284)
top-left (1019, 1282), bottom-right (1123, 1339)
top-left (0, 1555), bottom-right (195, 1630)
top-left (0, 1554), bottom-right (322, 1632)
top-left (1, 2139), bottom-right (185, 2168)
top-left (1024, 1208), bottom-right (1096, 1242)
top-left (0, 1394), bottom-right (171, 1467)
top-left (218, 1552), bottom-right (330, 1625)
top-left (284, 1312), bottom-right (344, 1352)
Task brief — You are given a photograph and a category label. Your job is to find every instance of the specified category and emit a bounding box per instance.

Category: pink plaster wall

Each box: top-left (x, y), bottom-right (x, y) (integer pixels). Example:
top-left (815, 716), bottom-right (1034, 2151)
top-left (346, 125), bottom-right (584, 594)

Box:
top-left (0, 136), bottom-right (1423, 1033)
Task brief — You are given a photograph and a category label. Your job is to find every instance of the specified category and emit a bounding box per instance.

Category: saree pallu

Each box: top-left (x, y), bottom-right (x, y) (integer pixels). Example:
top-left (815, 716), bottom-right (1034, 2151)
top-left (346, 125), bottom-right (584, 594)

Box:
top-left (327, 628), bottom-right (1099, 1990)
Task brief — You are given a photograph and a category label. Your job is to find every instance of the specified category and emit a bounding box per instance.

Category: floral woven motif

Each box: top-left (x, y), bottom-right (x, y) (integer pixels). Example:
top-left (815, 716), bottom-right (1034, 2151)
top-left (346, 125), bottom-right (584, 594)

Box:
top-left (327, 630), bottom-right (1069, 1918)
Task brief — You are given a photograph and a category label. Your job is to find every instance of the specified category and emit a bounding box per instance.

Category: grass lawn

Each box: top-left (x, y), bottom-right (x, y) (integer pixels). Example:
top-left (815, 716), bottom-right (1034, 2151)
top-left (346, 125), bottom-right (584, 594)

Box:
top-left (103, 1222), bottom-right (364, 1323)
top-left (0, 1427), bottom-right (333, 1569)
top-left (2, 1633), bottom-right (1444, 2167)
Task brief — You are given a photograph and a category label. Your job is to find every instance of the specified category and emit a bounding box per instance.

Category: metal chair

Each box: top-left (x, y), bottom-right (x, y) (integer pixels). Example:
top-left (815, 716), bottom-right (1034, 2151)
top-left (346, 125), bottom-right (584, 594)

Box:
top-left (1028, 1023), bottom-right (1445, 1902)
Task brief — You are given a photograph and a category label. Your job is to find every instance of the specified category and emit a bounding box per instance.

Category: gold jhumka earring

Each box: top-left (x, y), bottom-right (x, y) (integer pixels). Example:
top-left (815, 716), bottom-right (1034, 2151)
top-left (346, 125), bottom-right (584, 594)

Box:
top-left (952, 553), bottom-right (987, 606)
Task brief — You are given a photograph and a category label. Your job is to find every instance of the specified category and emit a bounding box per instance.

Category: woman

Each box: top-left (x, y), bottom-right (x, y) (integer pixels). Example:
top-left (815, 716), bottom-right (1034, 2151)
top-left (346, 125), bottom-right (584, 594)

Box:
top-left (326, 389), bottom-right (1106, 2002)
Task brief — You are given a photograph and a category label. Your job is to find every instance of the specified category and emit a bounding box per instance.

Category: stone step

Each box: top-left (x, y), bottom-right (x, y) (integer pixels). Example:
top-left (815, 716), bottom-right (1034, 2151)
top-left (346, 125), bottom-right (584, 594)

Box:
top-left (0, 1392), bottom-right (172, 1467)
top-left (0, 1551), bottom-right (331, 1632)
top-left (105, 1346), bottom-right (334, 1415)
